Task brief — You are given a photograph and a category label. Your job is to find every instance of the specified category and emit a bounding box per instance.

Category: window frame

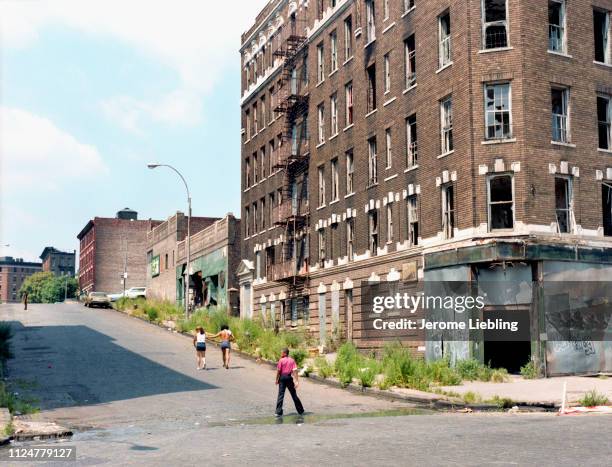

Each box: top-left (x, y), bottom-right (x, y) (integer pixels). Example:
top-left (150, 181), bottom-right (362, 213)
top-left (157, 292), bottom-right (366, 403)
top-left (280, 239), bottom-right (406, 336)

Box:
top-left (598, 94), bottom-right (612, 150)
top-left (344, 16), bottom-right (353, 61)
top-left (366, 0), bottom-right (376, 43)
top-left (484, 82), bottom-right (513, 140)
top-left (384, 52), bottom-right (391, 94)
top-left (441, 184), bottom-right (455, 239)
top-left (407, 195), bottom-right (419, 246)
top-left (385, 127), bottom-right (393, 169)
top-left (554, 175), bottom-right (574, 233)
top-left (317, 103), bottom-right (325, 144)
top-left (317, 42), bottom-right (325, 83)
top-left (439, 12), bottom-right (452, 68)
top-left (318, 165), bottom-right (326, 207)
top-left (345, 82), bottom-right (354, 126)
top-left (368, 137), bottom-right (378, 186)
top-left (330, 30), bottom-right (338, 72)
top-left (330, 93), bottom-right (339, 136)
top-left (548, 0), bottom-right (566, 54)
top-left (593, 8), bottom-right (611, 64)
top-left (369, 210), bottom-right (379, 255)
top-left (440, 96), bottom-right (454, 154)
top-left (404, 34), bottom-right (416, 89)
top-left (551, 86), bottom-right (571, 144)
top-left (487, 173), bottom-right (515, 231)
top-left (331, 158), bottom-right (340, 202)
top-left (386, 203), bottom-right (394, 243)
top-left (481, 0), bottom-right (509, 50)
top-left (406, 114), bottom-right (418, 168)
top-left (346, 150), bottom-right (354, 194)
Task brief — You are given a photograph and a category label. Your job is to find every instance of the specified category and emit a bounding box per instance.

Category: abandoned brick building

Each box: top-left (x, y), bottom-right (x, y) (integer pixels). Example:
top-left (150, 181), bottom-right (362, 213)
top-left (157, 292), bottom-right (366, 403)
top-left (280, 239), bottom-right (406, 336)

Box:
top-left (239, 0), bottom-right (612, 375)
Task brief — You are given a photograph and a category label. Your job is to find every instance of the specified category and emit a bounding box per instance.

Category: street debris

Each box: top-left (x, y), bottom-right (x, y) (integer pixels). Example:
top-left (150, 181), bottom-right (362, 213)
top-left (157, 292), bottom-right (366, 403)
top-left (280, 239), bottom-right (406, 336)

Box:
top-left (12, 420), bottom-right (73, 441)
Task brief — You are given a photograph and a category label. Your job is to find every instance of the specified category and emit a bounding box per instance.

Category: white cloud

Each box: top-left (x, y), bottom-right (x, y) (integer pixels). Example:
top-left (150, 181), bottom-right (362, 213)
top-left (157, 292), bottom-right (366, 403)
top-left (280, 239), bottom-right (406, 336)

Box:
top-left (0, 0), bottom-right (268, 130)
top-left (0, 107), bottom-right (108, 193)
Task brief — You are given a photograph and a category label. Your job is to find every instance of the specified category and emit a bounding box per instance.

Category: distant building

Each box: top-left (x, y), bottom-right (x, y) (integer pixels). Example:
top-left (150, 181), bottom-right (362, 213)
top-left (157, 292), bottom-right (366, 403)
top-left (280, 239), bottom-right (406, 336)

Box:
top-left (77, 208), bottom-right (162, 294)
top-left (39, 247), bottom-right (76, 276)
top-left (0, 257), bottom-right (42, 303)
top-left (145, 212), bottom-right (221, 302)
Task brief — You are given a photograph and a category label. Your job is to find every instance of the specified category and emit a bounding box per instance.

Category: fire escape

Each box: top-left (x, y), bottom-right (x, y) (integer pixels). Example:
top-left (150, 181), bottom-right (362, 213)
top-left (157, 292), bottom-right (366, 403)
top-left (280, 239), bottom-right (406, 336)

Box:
top-left (269, 17), bottom-right (310, 292)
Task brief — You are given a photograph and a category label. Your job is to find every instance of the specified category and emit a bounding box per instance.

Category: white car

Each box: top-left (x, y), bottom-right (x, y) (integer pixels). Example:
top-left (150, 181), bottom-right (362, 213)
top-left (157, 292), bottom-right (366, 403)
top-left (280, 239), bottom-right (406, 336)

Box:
top-left (107, 292), bottom-right (125, 302)
top-left (125, 287), bottom-right (147, 299)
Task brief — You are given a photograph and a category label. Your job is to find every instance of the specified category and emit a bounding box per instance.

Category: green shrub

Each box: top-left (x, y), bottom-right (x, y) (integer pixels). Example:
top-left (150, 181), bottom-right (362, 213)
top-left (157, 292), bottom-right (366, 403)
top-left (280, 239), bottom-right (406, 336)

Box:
top-left (425, 359), bottom-right (461, 386)
top-left (291, 348), bottom-right (308, 367)
top-left (145, 307), bottom-right (158, 322)
top-left (456, 359), bottom-right (484, 381)
top-left (520, 361), bottom-right (538, 379)
top-left (490, 368), bottom-right (510, 383)
top-left (462, 391), bottom-right (482, 404)
top-left (579, 389), bottom-right (610, 407)
top-left (358, 360), bottom-right (381, 388)
top-left (315, 356), bottom-right (334, 379)
top-left (381, 343), bottom-right (420, 388)
top-left (488, 395), bottom-right (514, 409)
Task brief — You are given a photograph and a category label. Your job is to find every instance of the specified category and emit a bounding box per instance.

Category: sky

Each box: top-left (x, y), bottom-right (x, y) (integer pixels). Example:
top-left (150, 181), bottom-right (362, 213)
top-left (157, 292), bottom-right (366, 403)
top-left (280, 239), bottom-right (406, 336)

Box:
top-left (0, 0), bottom-right (268, 262)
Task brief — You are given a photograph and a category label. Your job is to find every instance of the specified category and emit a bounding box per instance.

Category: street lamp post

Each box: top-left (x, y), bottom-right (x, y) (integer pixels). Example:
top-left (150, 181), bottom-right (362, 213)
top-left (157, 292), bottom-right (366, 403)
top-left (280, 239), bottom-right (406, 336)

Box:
top-left (147, 163), bottom-right (192, 316)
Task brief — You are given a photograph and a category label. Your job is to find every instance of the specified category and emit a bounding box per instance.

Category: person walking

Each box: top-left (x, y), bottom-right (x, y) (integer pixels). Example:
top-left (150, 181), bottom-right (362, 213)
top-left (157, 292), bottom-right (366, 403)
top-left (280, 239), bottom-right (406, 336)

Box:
top-left (275, 348), bottom-right (304, 417)
top-left (193, 326), bottom-right (207, 370)
top-left (22, 291), bottom-right (28, 311)
top-left (211, 325), bottom-right (234, 369)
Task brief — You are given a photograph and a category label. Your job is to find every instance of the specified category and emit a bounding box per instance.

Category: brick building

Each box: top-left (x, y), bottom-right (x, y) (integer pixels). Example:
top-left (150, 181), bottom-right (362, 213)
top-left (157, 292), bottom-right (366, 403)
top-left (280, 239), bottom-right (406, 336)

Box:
top-left (145, 212), bottom-right (221, 302)
top-left (0, 257), bottom-right (42, 303)
top-left (240, 0), bottom-right (612, 375)
top-left (175, 214), bottom-right (242, 315)
top-left (77, 208), bottom-right (162, 294)
top-left (39, 247), bottom-right (76, 276)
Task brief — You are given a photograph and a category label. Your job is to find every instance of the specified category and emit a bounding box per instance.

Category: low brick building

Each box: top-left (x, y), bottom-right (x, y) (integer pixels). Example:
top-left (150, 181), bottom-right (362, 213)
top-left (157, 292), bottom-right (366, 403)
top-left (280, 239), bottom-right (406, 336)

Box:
top-left (40, 247), bottom-right (76, 276)
top-left (174, 214), bottom-right (242, 315)
top-left (239, 0), bottom-right (612, 376)
top-left (146, 212), bottom-right (220, 302)
top-left (77, 208), bottom-right (162, 294)
top-left (0, 257), bottom-right (42, 303)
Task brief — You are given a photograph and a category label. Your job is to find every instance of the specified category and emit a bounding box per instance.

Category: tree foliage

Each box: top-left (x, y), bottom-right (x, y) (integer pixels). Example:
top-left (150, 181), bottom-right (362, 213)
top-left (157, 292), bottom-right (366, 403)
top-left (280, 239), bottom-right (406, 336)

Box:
top-left (19, 272), bottom-right (78, 303)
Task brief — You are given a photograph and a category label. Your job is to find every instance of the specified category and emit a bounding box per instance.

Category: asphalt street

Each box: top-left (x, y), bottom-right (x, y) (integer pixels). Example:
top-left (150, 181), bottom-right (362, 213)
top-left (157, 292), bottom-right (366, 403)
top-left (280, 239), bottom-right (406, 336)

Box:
top-left (1, 302), bottom-right (610, 466)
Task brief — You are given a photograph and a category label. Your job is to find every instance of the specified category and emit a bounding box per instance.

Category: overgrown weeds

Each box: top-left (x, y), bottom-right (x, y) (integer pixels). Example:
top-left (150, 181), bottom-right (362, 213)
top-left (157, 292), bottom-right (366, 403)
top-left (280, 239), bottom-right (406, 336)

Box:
top-left (579, 389), bottom-right (610, 407)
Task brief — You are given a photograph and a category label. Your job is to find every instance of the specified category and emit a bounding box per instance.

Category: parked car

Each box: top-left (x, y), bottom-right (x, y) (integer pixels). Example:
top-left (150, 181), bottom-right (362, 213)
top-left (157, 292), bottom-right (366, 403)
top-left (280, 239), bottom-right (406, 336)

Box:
top-left (84, 292), bottom-right (111, 308)
top-left (125, 287), bottom-right (147, 299)
top-left (107, 292), bottom-right (125, 302)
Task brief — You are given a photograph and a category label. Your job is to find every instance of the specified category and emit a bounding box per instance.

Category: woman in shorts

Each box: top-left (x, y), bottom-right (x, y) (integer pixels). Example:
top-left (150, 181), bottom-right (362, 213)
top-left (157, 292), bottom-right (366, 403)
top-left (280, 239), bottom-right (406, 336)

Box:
top-left (212, 325), bottom-right (234, 369)
top-left (193, 326), bottom-right (207, 370)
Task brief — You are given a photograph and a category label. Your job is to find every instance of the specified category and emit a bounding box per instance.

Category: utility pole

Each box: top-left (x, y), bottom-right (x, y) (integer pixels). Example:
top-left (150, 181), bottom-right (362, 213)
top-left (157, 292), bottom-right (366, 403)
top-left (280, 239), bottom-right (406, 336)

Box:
top-left (123, 235), bottom-right (128, 297)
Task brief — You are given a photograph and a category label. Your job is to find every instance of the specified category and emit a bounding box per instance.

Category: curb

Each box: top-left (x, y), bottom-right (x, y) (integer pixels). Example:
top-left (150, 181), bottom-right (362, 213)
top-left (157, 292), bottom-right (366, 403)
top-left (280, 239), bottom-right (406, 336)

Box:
top-left (104, 305), bottom-right (555, 412)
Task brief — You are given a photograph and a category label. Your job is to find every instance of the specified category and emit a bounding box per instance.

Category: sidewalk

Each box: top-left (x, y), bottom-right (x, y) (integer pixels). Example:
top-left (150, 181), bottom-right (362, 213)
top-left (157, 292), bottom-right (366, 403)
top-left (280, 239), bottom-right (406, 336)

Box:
top-left (437, 375), bottom-right (612, 406)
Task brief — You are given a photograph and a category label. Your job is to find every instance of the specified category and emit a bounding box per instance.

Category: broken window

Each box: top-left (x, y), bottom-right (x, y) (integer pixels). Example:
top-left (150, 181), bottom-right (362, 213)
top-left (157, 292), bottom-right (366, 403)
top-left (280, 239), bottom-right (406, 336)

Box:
top-left (440, 97), bottom-right (453, 154)
top-left (485, 83), bottom-right (512, 140)
top-left (317, 42), bottom-right (325, 83)
top-left (404, 34), bottom-right (416, 89)
top-left (488, 175), bottom-right (514, 230)
top-left (482, 0), bottom-right (508, 49)
top-left (318, 229), bottom-right (326, 267)
top-left (330, 93), bottom-right (338, 136)
top-left (346, 149), bottom-right (354, 194)
top-left (551, 87), bottom-right (570, 143)
top-left (345, 82), bottom-right (354, 126)
top-left (344, 16), bottom-right (353, 60)
top-left (331, 158), bottom-right (339, 201)
top-left (439, 12), bottom-right (452, 68)
top-left (369, 210), bottom-right (379, 255)
top-left (593, 9), bottom-right (610, 64)
top-left (555, 176), bottom-right (573, 233)
top-left (384, 53), bottom-right (391, 94)
top-left (404, 0), bottom-right (415, 13)
top-left (346, 217), bottom-right (355, 260)
top-left (406, 114), bottom-right (418, 167)
top-left (442, 184), bottom-right (455, 239)
top-left (386, 203), bottom-right (394, 243)
top-left (366, 0), bottom-right (376, 43)
top-left (368, 137), bottom-right (378, 186)
top-left (330, 30), bottom-right (338, 72)
top-left (408, 195), bottom-right (419, 246)
top-left (603, 182), bottom-right (612, 236)
top-left (318, 165), bottom-right (326, 207)
top-left (549, 1), bottom-right (566, 53)
top-left (318, 103), bottom-right (325, 144)
top-left (367, 64), bottom-right (377, 112)
top-left (598, 95), bottom-right (611, 150)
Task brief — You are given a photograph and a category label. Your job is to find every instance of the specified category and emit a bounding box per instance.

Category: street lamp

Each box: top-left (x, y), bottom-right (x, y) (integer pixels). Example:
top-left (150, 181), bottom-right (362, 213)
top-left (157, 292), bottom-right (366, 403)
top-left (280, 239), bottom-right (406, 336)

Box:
top-left (147, 163), bottom-right (192, 316)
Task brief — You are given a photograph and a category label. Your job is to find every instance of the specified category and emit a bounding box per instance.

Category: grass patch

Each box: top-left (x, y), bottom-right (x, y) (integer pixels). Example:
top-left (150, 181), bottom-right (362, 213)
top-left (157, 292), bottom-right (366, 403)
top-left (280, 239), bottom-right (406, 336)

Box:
top-left (579, 389), bottom-right (610, 407)
top-left (487, 395), bottom-right (515, 409)
top-left (4, 421), bottom-right (15, 436)
top-left (520, 361), bottom-right (538, 379)
top-left (462, 391), bottom-right (482, 404)
top-left (0, 382), bottom-right (39, 415)
top-left (315, 356), bottom-right (334, 379)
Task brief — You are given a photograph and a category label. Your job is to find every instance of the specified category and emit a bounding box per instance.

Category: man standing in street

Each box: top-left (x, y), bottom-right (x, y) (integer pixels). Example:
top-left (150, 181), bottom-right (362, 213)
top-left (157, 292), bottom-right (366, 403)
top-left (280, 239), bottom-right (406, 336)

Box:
top-left (275, 348), bottom-right (304, 417)
top-left (22, 291), bottom-right (28, 310)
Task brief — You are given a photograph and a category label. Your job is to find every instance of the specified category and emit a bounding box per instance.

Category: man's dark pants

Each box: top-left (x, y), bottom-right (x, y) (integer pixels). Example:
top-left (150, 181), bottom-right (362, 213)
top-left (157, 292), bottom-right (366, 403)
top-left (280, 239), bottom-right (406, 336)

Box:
top-left (276, 374), bottom-right (304, 416)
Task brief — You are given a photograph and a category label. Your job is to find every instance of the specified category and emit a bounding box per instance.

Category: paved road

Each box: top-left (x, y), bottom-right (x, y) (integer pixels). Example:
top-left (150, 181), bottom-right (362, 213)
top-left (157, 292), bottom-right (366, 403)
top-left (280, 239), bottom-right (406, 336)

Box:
top-left (1, 302), bottom-right (611, 466)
